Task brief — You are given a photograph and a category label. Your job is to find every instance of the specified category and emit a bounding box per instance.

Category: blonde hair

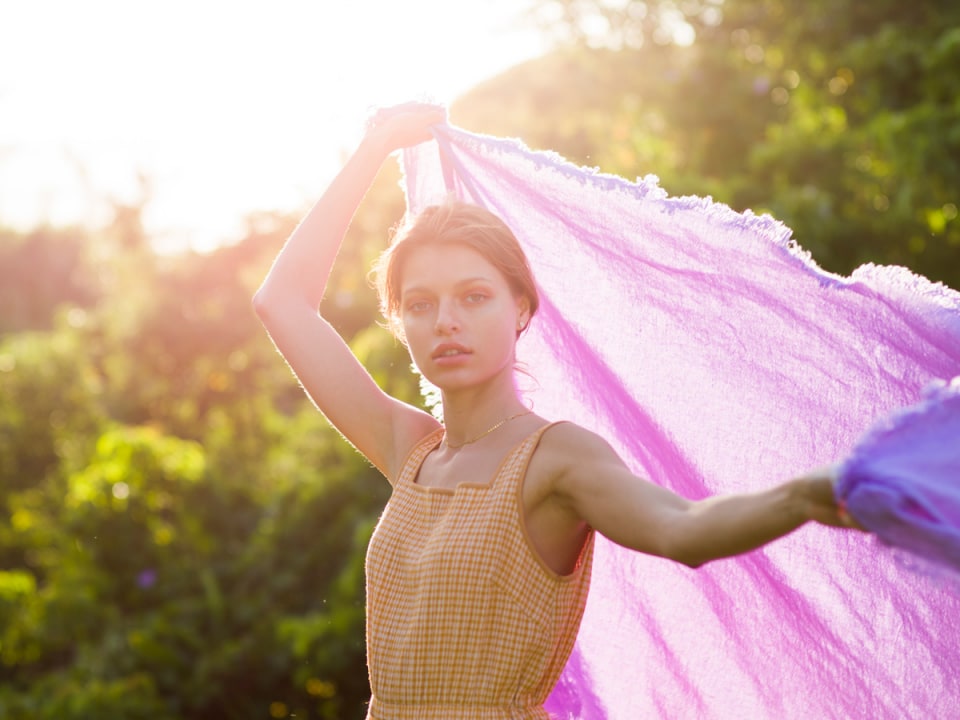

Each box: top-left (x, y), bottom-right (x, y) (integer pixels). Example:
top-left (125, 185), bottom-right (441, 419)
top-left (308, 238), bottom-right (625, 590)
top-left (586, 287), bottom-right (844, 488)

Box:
top-left (373, 202), bottom-right (539, 339)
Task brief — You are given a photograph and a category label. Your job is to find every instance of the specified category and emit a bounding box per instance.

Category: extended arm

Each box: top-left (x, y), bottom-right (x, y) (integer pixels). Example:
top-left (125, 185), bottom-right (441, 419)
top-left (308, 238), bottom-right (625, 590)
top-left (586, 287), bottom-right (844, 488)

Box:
top-left (253, 105), bottom-right (445, 478)
top-left (547, 425), bottom-right (856, 568)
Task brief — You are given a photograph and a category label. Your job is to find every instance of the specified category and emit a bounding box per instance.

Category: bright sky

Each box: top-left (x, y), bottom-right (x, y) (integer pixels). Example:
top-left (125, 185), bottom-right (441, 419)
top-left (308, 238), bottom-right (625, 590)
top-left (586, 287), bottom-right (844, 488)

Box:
top-left (0, 0), bottom-right (547, 252)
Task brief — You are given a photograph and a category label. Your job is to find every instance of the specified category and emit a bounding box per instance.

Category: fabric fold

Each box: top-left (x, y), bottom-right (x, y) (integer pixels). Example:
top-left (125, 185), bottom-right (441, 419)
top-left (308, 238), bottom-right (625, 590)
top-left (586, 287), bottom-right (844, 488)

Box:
top-left (401, 122), bottom-right (960, 719)
top-left (837, 377), bottom-right (960, 575)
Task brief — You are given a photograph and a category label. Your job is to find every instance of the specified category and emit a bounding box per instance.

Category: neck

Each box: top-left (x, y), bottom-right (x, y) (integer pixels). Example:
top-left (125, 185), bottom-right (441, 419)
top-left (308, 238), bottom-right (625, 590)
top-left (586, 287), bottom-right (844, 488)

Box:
top-left (439, 373), bottom-right (526, 447)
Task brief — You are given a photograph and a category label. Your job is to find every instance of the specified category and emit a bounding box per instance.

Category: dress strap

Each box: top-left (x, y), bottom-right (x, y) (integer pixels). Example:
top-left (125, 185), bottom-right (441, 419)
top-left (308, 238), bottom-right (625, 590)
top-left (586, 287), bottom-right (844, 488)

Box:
top-left (488, 420), bottom-right (566, 492)
top-left (392, 427), bottom-right (444, 486)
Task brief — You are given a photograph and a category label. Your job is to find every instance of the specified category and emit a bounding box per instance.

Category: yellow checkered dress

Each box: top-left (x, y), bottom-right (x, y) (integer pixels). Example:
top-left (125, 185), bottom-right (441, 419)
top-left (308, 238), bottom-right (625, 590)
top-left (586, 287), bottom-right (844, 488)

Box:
top-left (365, 423), bottom-right (595, 720)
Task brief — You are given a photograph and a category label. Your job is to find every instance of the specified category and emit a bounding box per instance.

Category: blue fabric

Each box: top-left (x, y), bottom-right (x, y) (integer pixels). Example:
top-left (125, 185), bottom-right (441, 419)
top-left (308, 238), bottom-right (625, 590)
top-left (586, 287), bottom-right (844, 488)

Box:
top-left (838, 378), bottom-right (960, 576)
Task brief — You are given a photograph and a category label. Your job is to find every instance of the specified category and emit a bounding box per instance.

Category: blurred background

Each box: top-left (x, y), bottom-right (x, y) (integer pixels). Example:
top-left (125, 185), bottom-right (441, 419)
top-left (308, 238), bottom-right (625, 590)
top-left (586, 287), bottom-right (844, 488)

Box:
top-left (1, 1), bottom-right (958, 718)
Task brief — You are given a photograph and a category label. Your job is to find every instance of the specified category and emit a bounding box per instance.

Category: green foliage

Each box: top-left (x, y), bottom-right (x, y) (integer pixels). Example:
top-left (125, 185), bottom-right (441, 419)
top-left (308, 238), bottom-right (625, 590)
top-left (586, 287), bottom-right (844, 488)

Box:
top-left (2, 4), bottom-right (957, 716)
top-left (0, 321), bottom-right (106, 502)
top-left (0, 226), bottom-right (100, 334)
top-left (0, 196), bottom-right (405, 717)
top-left (708, 0), bottom-right (960, 280)
top-left (467, 0), bottom-right (960, 287)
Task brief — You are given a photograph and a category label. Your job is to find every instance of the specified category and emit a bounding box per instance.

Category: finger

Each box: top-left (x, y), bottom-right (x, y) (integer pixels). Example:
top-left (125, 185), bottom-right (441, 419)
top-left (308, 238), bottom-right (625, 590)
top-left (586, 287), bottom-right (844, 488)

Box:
top-left (368, 102), bottom-right (446, 128)
top-left (836, 499), bottom-right (868, 531)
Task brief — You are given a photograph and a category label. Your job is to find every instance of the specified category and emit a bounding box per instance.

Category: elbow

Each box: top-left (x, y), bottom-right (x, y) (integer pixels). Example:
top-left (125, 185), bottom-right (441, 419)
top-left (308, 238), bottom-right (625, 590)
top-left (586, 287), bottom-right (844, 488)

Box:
top-left (643, 533), bottom-right (704, 568)
top-left (253, 281), bottom-right (320, 324)
top-left (660, 517), bottom-right (710, 569)
top-left (252, 289), bottom-right (273, 324)
top-left (253, 287), bottom-right (324, 339)
top-left (670, 545), bottom-right (707, 569)
top-left (252, 288), bottom-right (271, 320)
top-left (252, 285), bottom-right (298, 325)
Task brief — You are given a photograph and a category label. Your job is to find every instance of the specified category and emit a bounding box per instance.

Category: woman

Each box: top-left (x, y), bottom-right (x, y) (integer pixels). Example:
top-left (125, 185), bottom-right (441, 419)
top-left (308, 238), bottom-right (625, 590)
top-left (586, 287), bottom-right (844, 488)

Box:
top-left (253, 104), bottom-right (859, 720)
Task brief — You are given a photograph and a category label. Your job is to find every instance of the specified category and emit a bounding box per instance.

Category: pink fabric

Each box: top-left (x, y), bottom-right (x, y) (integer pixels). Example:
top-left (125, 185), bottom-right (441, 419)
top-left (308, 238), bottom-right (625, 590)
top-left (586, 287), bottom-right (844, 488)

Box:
top-left (400, 123), bottom-right (960, 719)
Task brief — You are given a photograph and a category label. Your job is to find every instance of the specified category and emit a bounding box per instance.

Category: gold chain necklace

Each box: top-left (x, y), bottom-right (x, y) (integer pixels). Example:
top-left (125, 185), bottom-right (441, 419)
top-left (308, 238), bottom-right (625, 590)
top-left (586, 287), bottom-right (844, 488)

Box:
top-left (443, 410), bottom-right (532, 449)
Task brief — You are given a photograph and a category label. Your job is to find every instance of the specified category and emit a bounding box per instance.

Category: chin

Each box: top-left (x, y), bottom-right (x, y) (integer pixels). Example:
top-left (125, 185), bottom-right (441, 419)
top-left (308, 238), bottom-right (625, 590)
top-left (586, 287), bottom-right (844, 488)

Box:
top-left (423, 374), bottom-right (474, 393)
top-left (429, 366), bottom-right (516, 394)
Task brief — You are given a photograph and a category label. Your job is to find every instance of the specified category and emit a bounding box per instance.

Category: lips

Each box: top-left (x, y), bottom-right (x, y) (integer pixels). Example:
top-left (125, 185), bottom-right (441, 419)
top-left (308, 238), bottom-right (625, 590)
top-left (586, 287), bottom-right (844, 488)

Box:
top-left (431, 342), bottom-right (471, 360)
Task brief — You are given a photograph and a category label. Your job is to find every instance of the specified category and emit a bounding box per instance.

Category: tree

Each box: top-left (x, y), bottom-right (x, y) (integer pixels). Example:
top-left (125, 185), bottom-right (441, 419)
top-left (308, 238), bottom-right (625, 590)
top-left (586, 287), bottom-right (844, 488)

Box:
top-left (0, 226), bottom-right (99, 335)
top-left (0, 166), bottom-right (416, 718)
top-left (465, 0), bottom-right (960, 287)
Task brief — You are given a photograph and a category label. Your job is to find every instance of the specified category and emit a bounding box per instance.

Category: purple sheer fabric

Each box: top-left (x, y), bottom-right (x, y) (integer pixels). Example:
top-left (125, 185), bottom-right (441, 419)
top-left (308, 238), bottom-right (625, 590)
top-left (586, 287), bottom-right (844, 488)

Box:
top-left (401, 123), bottom-right (960, 719)
top-left (837, 378), bottom-right (960, 575)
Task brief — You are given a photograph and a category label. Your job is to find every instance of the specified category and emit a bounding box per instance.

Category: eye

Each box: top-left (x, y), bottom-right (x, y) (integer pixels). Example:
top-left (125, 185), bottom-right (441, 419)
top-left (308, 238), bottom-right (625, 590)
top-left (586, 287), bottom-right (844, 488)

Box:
top-left (464, 292), bottom-right (489, 304)
top-left (405, 299), bottom-right (432, 313)
top-left (403, 295), bottom-right (433, 313)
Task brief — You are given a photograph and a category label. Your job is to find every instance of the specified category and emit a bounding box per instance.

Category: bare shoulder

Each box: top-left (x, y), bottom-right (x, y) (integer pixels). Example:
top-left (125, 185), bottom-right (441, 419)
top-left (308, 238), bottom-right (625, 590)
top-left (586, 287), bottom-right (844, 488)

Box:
top-left (538, 422), bottom-right (624, 466)
top-left (531, 423), bottom-right (685, 556)
top-left (532, 422), bottom-right (629, 497)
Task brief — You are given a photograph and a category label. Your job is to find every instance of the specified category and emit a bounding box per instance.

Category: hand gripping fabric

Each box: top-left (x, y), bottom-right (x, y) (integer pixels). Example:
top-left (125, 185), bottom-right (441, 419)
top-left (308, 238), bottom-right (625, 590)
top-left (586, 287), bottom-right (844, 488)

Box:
top-left (400, 121), bottom-right (960, 720)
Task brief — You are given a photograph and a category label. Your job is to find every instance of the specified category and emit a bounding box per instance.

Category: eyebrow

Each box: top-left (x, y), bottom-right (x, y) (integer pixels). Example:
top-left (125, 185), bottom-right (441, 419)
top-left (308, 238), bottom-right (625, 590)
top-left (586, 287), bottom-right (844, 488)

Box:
top-left (401, 276), bottom-right (497, 295)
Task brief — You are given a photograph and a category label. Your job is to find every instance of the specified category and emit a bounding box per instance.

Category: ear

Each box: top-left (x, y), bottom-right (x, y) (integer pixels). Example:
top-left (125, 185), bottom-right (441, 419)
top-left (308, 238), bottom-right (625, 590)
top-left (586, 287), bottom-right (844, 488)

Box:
top-left (515, 295), bottom-right (531, 332)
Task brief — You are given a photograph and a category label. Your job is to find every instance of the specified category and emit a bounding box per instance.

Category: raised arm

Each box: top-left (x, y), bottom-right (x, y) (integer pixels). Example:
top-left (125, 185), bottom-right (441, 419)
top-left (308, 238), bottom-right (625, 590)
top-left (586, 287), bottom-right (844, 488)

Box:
top-left (543, 424), bottom-right (858, 568)
top-left (253, 105), bottom-right (445, 479)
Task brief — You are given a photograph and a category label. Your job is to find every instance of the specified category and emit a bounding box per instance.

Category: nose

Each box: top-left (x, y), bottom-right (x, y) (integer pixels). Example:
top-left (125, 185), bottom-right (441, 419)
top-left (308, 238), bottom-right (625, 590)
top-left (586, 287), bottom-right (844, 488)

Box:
top-left (434, 300), bottom-right (460, 335)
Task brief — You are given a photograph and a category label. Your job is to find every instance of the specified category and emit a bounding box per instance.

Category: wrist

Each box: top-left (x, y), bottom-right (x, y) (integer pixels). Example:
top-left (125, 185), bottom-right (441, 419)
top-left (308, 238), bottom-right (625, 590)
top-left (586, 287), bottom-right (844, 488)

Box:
top-left (781, 478), bottom-right (814, 524)
top-left (793, 469), bottom-right (839, 524)
top-left (359, 127), bottom-right (394, 156)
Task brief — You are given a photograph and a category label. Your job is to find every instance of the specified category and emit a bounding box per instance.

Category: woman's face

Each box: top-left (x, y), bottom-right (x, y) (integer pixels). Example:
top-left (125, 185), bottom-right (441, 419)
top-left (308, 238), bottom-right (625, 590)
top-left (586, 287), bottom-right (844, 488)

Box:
top-left (399, 243), bottom-right (528, 392)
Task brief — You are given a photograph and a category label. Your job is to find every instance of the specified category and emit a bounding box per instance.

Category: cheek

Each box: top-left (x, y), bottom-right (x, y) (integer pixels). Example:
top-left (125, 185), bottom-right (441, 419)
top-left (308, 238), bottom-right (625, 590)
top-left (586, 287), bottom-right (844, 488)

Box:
top-left (484, 313), bottom-right (521, 356)
top-left (401, 316), bottom-right (432, 354)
